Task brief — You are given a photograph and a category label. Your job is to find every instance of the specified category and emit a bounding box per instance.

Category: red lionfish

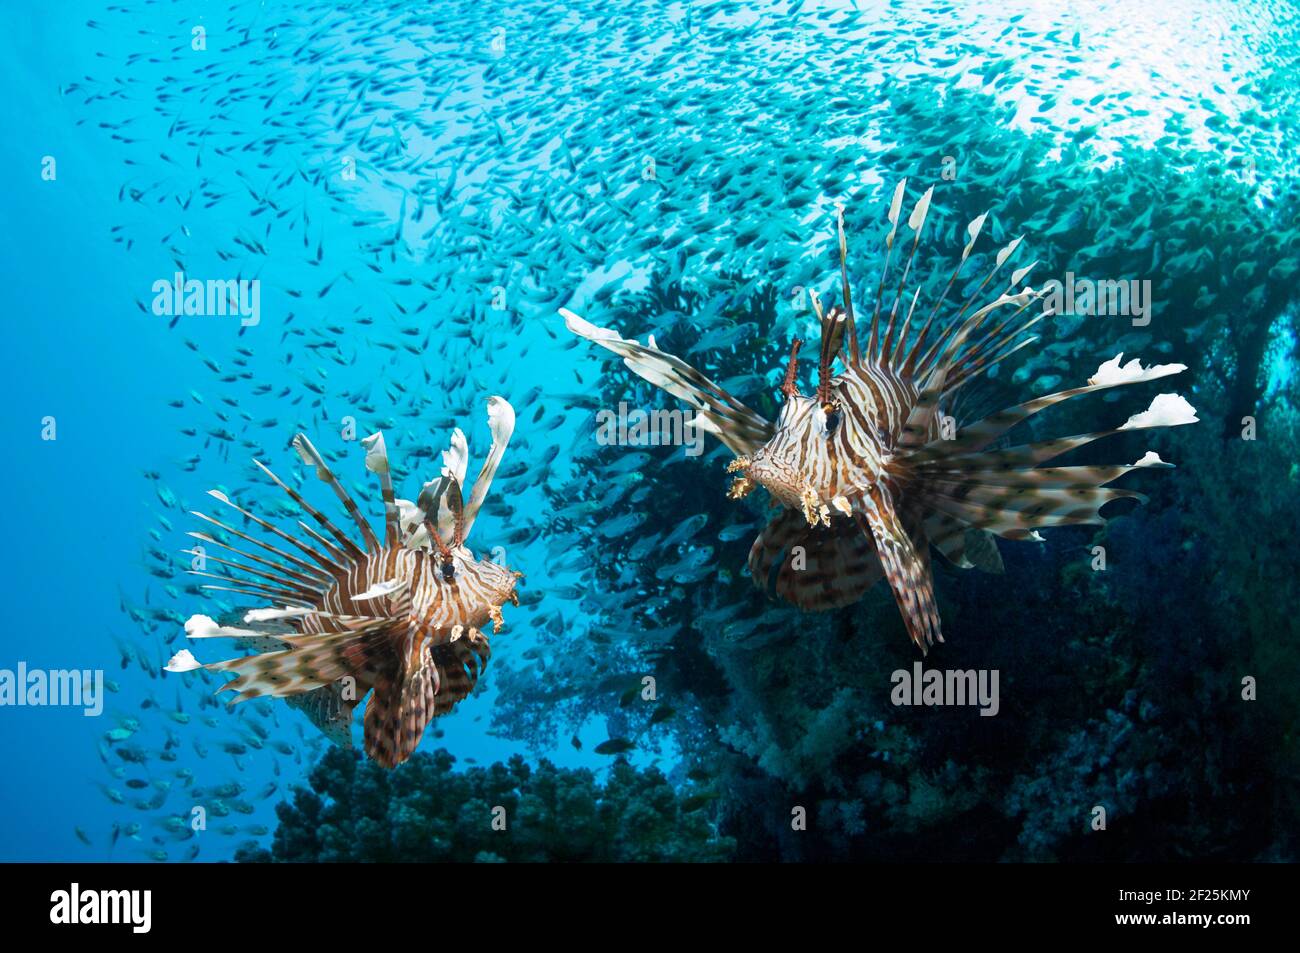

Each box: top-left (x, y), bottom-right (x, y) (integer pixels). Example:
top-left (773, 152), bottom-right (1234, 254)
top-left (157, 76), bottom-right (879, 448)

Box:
top-left (165, 398), bottom-right (522, 767)
top-left (562, 181), bottom-right (1198, 652)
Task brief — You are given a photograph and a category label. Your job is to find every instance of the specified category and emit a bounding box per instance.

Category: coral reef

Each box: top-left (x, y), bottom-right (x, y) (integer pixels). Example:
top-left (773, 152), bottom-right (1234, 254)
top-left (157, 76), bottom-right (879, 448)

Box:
top-left (237, 747), bottom-right (734, 863)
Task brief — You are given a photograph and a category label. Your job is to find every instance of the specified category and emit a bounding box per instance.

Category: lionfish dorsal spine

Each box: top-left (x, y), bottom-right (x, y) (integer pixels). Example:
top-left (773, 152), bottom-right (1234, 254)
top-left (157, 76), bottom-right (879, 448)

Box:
top-left (459, 395), bottom-right (516, 542)
top-left (251, 457), bottom-right (364, 563)
top-left (293, 433), bottom-right (382, 553)
top-left (362, 431), bottom-right (401, 549)
top-left (835, 204), bottom-right (860, 364)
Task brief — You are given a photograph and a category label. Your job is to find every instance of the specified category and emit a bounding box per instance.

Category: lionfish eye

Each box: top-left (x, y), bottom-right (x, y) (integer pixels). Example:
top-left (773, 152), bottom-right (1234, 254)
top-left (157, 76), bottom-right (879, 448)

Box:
top-left (822, 403), bottom-right (841, 434)
top-left (440, 560), bottom-right (456, 582)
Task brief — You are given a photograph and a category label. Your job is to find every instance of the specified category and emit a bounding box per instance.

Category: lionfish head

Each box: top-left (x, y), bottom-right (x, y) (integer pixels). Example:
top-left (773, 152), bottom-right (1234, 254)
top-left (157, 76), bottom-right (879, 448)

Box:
top-left (727, 298), bottom-right (855, 514)
top-left (463, 549), bottom-right (523, 608)
top-left (729, 389), bottom-right (840, 524)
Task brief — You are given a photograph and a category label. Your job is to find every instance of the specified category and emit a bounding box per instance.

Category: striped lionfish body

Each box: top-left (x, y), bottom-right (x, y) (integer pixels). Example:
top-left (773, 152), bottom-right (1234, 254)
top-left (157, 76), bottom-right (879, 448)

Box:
top-left (166, 397), bottom-right (522, 768)
top-left (563, 181), bottom-right (1198, 653)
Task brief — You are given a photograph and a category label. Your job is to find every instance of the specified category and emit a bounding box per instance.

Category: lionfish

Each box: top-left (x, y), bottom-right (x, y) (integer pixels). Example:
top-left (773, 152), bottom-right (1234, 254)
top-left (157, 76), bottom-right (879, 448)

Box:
top-left (562, 181), bottom-right (1198, 652)
top-left (165, 397), bottom-right (522, 768)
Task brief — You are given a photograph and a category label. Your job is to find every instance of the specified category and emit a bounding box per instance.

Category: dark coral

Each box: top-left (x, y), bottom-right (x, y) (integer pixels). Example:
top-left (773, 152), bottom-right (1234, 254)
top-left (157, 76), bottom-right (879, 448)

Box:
top-left (237, 747), bottom-right (734, 863)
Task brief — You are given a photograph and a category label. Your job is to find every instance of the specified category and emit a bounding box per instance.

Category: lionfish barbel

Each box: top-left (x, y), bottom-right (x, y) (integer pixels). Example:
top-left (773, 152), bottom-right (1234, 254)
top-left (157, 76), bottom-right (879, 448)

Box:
top-left (166, 398), bottom-right (522, 767)
top-left (563, 181), bottom-right (1198, 652)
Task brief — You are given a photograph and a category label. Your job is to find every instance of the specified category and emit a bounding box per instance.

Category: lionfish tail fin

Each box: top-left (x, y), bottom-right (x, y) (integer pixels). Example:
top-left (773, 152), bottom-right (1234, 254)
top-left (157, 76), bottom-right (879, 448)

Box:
top-left (286, 683), bottom-right (360, 749)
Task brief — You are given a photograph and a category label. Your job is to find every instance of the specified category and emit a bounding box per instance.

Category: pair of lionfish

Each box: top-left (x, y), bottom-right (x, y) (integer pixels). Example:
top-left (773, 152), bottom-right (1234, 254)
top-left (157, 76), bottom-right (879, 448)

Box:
top-left (564, 180), bottom-right (1197, 652)
top-left (166, 398), bottom-right (521, 768)
top-left (170, 181), bottom-right (1196, 767)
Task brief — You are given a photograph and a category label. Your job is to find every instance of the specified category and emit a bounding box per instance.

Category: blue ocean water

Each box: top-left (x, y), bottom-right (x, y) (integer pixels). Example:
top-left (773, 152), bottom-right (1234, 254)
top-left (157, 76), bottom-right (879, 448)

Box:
top-left (0, 0), bottom-right (609, 861)
top-left (0, 0), bottom-right (1295, 863)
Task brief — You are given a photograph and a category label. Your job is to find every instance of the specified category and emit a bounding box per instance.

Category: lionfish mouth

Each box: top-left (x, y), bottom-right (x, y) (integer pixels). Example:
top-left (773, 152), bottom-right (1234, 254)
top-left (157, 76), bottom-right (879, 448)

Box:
top-left (504, 572), bottom-right (523, 606)
top-left (726, 455), bottom-right (829, 524)
top-left (725, 455), bottom-right (755, 498)
top-left (490, 568), bottom-right (524, 615)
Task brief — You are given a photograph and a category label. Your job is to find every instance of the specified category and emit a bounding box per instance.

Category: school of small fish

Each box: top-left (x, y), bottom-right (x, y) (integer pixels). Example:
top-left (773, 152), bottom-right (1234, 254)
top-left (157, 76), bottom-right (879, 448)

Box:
top-left (60, 0), bottom-right (1295, 859)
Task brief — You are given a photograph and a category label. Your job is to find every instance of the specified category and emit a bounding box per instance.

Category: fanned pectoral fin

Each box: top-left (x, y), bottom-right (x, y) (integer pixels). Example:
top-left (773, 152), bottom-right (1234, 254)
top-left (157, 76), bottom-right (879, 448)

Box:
top-left (430, 633), bottom-right (492, 716)
top-left (857, 492), bottom-right (942, 653)
top-left (365, 635), bottom-right (439, 769)
top-left (749, 509), bottom-right (884, 611)
top-left (561, 308), bottom-right (773, 456)
top-left (209, 625), bottom-right (392, 704)
top-left (363, 627), bottom-right (493, 768)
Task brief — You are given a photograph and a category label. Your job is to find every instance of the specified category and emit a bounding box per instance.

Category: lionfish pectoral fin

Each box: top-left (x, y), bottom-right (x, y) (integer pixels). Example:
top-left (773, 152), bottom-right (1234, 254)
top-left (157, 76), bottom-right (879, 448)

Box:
top-left (560, 308), bottom-right (774, 457)
top-left (178, 620), bottom-right (397, 706)
top-left (748, 508), bottom-right (884, 612)
top-left (748, 508), bottom-right (804, 594)
top-left (919, 465), bottom-right (1151, 542)
top-left (286, 680), bottom-right (368, 749)
top-left (907, 370), bottom-right (1197, 545)
top-left (430, 630), bottom-right (491, 716)
top-left (363, 628), bottom-right (492, 769)
top-left (856, 492), bottom-right (942, 653)
top-left (364, 638), bottom-right (437, 770)
top-left (904, 355), bottom-right (1194, 468)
